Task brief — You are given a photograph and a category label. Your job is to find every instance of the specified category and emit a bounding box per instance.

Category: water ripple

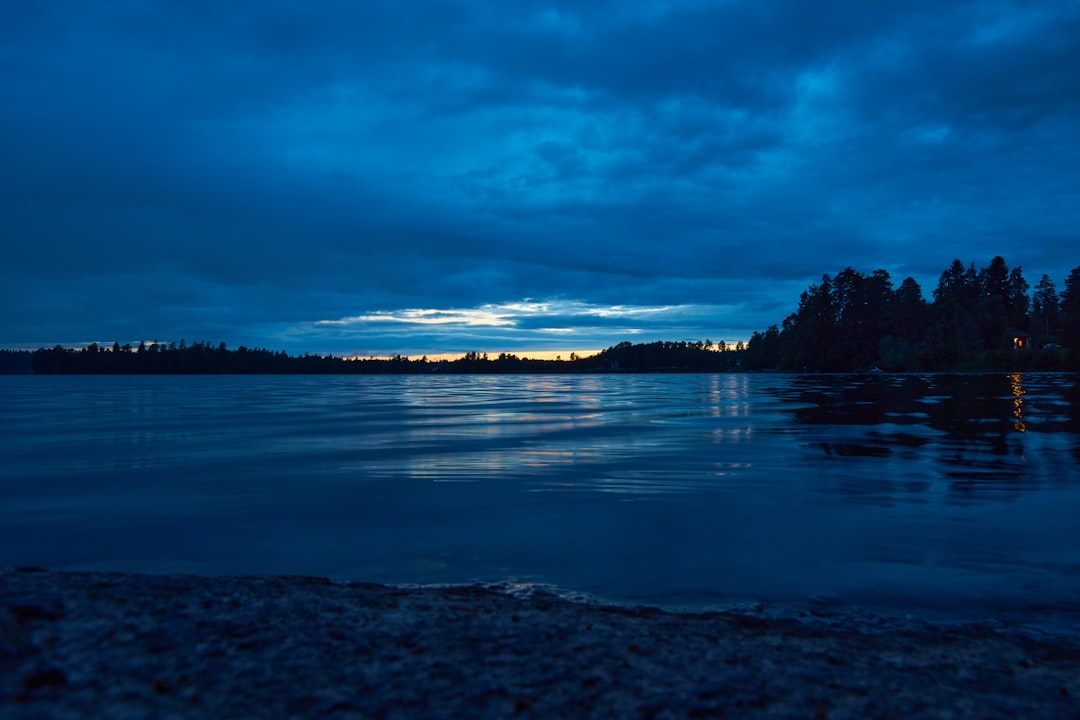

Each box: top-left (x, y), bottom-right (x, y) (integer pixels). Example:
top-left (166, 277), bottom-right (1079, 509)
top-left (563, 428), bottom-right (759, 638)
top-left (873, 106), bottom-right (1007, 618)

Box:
top-left (2, 372), bottom-right (1080, 626)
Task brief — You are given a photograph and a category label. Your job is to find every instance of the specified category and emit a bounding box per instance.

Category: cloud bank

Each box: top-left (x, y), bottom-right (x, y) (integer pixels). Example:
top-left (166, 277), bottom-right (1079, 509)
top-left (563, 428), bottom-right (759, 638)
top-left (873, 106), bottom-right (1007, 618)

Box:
top-left (2, 1), bottom-right (1078, 354)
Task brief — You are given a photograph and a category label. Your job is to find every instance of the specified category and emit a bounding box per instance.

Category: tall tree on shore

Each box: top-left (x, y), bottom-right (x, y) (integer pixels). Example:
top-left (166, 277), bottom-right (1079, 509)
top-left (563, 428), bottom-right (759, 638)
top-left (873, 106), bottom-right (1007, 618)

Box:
top-left (979, 256), bottom-right (1010, 300)
top-left (891, 276), bottom-right (928, 337)
top-left (929, 259), bottom-right (982, 366)
top-left (1031, 274), bottom-right (1059, 341)
top-left (832, 267), bottom-right (894, 370)
top-left (1006, 266), bottom-right (1030, 331)
top-left (744, 325), bottom-right (781, 369)
top-left (968, 256), bottom-right (1028, 349)
top-left (779, 274), bottom-right (837, 371)
top-left (933, 259), bottom-right (979, 307)
top-left (878, 276), bottom-right (928, 370)
top-left (1060, 266), bottom-right (1080, 349)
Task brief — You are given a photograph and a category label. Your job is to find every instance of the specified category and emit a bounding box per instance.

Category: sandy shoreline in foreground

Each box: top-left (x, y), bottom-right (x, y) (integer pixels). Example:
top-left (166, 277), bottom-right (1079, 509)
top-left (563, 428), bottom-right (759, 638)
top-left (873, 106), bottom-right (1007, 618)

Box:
top-left (3, 568), bottom-right (1079, 719)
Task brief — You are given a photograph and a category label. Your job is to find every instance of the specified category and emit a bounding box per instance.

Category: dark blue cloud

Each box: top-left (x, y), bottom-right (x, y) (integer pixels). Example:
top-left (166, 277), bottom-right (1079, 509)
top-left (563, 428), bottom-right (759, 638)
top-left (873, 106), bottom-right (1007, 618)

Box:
top-left (2, 0), bottom-right (1078, 355)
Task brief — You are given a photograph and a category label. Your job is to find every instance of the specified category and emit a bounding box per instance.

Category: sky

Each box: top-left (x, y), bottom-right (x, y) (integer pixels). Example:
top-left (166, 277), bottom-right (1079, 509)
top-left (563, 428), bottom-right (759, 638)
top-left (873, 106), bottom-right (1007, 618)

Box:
top-left (2, 1), bottom-right (1079, 357)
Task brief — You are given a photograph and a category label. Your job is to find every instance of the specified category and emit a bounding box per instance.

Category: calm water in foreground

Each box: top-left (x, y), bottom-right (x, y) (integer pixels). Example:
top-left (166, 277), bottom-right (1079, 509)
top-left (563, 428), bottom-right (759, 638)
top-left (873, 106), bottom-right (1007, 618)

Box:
top-left (3, 373), bottom-right (1080, 628)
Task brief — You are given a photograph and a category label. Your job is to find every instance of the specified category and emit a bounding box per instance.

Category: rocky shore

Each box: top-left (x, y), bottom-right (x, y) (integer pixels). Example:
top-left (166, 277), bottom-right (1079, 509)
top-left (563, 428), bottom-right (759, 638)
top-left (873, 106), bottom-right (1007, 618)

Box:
top-left (3, 568), bottom-right (1079, 718)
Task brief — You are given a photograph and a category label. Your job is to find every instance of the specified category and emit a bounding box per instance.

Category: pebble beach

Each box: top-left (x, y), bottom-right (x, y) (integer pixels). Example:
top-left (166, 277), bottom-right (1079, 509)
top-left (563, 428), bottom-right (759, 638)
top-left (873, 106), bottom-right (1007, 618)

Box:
top-left (3, 568), bottom-right (1080, 718)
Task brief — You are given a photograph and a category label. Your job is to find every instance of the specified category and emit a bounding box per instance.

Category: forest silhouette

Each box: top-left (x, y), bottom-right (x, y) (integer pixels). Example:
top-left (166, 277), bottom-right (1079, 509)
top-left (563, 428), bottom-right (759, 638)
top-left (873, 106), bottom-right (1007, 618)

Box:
top-left (741, 256), bottom-right (1080, 372)
top-left (26, 340), bottom-right (743, 375)
top-left (17, 256), bottom-right (1080, 375)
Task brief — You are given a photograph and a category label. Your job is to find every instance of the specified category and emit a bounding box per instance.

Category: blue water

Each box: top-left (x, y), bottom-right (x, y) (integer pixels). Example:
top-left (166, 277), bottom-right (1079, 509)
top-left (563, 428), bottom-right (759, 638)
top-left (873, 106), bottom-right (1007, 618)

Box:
top-left (2, 373), bottom-right (1079, 628)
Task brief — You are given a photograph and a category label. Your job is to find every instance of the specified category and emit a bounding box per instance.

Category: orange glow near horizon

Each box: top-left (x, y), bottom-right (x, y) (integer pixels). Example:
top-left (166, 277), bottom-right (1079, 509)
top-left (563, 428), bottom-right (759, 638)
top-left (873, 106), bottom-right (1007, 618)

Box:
top-left (346, 349), bottom-right (604, 362)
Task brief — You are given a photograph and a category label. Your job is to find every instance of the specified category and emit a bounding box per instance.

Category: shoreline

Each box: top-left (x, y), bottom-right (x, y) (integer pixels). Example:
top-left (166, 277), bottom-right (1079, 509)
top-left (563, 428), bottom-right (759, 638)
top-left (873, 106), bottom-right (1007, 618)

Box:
top-left (3, 568), bottom-right (1080, 718)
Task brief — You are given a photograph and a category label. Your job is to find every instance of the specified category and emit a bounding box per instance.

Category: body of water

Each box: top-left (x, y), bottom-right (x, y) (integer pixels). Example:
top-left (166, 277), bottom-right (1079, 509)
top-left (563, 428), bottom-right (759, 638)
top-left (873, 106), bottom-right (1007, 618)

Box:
top-left (3, 373), bottom-right (1079, 629)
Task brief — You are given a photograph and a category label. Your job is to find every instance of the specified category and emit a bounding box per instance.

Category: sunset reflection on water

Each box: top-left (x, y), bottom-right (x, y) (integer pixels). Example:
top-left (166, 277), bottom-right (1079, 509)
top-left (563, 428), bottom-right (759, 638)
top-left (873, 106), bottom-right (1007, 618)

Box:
top-left (2, 372), bottom-right (1080, 627)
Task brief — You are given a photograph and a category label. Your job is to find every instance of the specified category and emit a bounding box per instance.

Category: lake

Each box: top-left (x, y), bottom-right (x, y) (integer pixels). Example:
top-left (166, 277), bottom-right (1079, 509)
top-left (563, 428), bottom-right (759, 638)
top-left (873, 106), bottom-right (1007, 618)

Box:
top-left (2, 373), bottom-right (1079, 629)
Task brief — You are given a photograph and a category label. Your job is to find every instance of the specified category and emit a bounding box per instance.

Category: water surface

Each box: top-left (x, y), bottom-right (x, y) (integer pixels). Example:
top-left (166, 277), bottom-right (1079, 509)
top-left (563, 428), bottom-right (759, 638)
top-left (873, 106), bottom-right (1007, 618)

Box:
top-left (2, 373), bottom-right (1079, 628)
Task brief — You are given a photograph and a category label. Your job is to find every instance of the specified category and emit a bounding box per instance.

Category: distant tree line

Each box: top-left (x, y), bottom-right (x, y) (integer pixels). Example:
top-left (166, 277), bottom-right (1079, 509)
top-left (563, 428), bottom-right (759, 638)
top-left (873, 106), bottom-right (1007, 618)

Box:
top-left (27, 339), bottom-right (746, 375)
top-left (743, 256), bottom-right (1080, 372)
top-left (592, 340), bottom-right (743, 372)
top-left (0, 349), bottom-right (32, 374)
top-left (20, 255), bottom-right (1080, 375)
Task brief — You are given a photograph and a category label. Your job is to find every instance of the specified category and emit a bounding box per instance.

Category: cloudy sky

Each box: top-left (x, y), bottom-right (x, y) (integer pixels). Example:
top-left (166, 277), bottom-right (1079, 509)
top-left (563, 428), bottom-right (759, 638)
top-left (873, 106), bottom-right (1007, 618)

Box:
top-left (3, 1), bottom-right (1078, 357)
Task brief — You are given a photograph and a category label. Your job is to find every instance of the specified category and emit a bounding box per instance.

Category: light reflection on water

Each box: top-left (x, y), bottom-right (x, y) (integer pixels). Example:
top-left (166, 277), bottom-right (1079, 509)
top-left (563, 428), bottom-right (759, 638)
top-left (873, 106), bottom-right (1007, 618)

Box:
top-left (2, 373), bottom-right (1080, 628)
